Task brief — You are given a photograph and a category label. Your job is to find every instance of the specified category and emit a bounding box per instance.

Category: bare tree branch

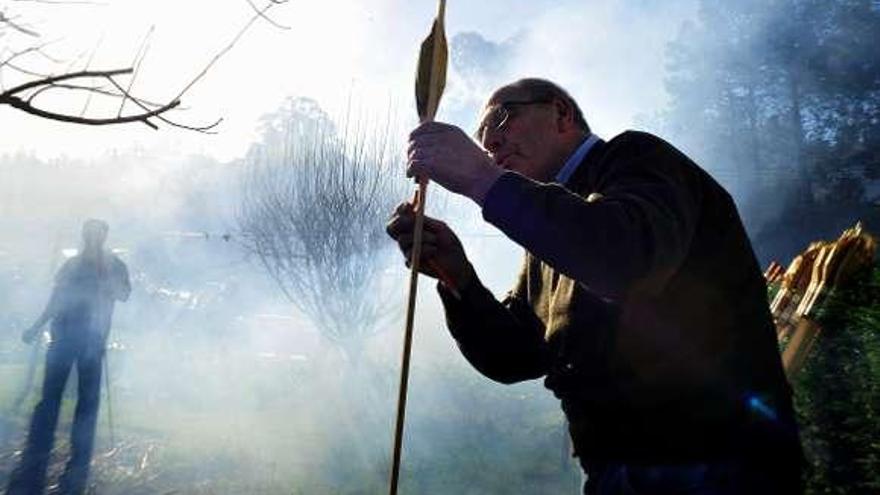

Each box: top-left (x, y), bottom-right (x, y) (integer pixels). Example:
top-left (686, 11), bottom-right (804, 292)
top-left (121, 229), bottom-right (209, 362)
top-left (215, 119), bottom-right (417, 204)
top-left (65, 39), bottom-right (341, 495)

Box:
top-left (23, 80), bottom-right (168, 112)
top-left (2, 1), bottom-right (289, 131)
top-left (1, 91), bottom-right (178, 128)
top-left (41, 81), bottom-right (167, 108)
top-left (243, 0), bottom-right (290, 31)
top-left (0, 41), bottom-right (63, 70)
top-left (2, 67), bottom-right (131, 95)
top-left (0, 11), bottom-right (40, 37)
top-left (11, 0), bottom-right (107, 5)
top-left (2, 61), bottom-right (49, 78)
top-left (79, 33), bottom-right (103, 116)
top-left (103, 76), bottom-right (222, 133)
top-left (0, 69), bottom-right (184, 129)
top-left (172, 1), bottom-right (278, 102)
top-left (0, 45), bottom-right (43, 69)
top-left (118, 26), bottom-right (153, 118)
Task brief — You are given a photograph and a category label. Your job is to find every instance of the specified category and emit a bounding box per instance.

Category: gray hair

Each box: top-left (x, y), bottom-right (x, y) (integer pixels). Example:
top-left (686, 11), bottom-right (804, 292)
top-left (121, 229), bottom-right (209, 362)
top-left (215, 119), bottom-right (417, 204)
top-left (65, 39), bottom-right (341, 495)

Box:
top-left (503, 78), bottom-right (590, 133)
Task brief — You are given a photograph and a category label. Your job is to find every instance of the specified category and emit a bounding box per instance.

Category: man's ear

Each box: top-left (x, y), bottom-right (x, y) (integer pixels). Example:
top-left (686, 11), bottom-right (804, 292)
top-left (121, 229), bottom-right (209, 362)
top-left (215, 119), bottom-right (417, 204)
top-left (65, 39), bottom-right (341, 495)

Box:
top-left (554, 97), bottom-right (574, 132)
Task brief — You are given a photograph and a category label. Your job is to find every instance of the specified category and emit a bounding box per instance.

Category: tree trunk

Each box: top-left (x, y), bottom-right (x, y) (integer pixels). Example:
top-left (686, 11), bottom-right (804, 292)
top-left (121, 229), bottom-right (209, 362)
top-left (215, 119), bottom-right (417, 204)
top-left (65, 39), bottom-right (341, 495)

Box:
top-left (788, 69), bottom-right (813, 209)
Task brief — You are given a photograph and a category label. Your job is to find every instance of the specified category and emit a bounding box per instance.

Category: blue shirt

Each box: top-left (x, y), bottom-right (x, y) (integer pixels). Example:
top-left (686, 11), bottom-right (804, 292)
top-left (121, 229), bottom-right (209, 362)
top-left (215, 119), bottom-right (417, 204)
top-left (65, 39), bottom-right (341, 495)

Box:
top-left (555, 133), bottom-right (600, 185)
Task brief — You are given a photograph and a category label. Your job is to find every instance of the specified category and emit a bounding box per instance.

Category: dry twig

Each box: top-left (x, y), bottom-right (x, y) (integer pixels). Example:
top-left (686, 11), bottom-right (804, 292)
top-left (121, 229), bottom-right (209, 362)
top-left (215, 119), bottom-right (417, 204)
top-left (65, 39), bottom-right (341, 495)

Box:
top-left (1, 0), bottom-right (289, 131)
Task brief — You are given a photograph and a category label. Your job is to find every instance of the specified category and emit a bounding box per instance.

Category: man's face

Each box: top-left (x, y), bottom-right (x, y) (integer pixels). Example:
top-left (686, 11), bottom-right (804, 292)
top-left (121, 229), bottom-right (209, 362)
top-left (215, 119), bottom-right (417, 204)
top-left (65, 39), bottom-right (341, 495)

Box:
top-left (477, 87), bottom-right (569, 182)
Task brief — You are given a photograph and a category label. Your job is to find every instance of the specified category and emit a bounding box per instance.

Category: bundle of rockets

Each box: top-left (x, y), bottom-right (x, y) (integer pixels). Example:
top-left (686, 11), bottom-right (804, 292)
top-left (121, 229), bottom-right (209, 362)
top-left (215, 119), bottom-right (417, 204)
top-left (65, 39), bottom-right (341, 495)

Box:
top-left (764, 222), bottom-right (876, 376)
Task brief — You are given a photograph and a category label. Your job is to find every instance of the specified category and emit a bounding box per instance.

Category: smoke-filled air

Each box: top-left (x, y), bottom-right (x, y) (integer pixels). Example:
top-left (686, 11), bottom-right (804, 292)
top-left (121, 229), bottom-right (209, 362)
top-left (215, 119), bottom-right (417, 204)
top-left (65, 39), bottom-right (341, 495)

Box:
top-left (1, 0), bottom-right (878, 494)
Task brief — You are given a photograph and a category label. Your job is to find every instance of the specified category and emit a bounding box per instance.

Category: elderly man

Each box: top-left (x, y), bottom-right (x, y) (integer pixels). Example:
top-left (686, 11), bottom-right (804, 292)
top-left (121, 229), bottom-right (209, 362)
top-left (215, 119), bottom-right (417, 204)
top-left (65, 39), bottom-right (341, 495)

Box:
top-left (8, 219), bottom-right (130, 495)
top-left (387, 78), bottom-right (802, 494)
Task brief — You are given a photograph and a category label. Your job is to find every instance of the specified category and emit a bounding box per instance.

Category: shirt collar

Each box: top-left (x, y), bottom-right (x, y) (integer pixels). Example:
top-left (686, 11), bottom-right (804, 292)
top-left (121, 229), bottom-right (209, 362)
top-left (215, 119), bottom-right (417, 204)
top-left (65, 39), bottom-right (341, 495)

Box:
top-left (555, 133), bottom-right (600, 185)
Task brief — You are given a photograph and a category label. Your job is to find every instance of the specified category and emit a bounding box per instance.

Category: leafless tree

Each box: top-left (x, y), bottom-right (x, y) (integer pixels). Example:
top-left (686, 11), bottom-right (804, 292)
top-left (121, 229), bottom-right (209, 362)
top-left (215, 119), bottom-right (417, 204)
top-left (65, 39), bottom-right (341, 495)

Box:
top-left (237, 97), bottom-right (409, 361)
top-left (0, 0), bottom-right (288, 131)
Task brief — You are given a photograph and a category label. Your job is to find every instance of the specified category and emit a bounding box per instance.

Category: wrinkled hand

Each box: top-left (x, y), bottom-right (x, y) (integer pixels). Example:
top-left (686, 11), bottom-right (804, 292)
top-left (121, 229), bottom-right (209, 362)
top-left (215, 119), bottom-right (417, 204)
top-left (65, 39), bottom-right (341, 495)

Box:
top-left (21, 325), bottom-right (41, 345)
top-left (386, 202), bottom-right (473, 291)
top-left (407, 122), bottom-right (503, 205)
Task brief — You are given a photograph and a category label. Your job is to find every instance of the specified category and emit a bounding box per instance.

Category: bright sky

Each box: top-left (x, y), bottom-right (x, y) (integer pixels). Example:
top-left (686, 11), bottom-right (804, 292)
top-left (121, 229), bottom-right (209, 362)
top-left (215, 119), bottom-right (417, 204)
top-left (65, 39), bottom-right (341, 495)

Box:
top-left (1, 0), bottom-right (697, 161)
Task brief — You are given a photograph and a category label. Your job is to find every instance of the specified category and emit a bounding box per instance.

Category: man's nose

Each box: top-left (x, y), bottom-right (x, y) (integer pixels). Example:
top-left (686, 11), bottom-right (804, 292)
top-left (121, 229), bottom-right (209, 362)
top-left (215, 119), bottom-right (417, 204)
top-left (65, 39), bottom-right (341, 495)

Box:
top-left (481, 127), bottom-right (504, 154)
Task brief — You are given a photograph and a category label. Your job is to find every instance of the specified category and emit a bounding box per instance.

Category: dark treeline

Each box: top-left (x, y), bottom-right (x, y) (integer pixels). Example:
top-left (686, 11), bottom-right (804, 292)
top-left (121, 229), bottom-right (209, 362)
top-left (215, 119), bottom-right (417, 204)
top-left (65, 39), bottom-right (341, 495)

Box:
top-left (656, 0), bottom-right (880, 265)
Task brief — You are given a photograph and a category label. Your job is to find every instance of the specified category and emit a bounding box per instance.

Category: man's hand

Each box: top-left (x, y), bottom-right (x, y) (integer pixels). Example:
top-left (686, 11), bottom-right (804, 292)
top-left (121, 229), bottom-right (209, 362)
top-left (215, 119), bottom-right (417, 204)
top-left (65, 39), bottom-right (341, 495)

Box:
top-left (407, 122), bottom-right (503, 205)
top-left (21, 325), bottom-right (41, 345)
top-left (386, 202), bottom-right (474, 292)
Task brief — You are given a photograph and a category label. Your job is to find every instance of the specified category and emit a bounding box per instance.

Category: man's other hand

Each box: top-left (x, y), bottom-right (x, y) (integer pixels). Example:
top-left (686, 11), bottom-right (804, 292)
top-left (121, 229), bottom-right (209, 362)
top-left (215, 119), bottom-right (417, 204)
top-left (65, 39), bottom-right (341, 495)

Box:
top-left (386, 202), bottom-right (473, 292)
top-left (407, 122), bottom-right (503, 205)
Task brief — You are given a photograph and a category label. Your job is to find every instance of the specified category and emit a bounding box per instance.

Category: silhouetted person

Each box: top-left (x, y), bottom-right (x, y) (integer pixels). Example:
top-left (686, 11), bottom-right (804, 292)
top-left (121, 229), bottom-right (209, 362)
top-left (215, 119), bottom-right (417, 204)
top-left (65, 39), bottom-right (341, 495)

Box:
top-left (387, 78), bottom-right (803, 494)
top-left (7, 219), bottom-right (130, 495)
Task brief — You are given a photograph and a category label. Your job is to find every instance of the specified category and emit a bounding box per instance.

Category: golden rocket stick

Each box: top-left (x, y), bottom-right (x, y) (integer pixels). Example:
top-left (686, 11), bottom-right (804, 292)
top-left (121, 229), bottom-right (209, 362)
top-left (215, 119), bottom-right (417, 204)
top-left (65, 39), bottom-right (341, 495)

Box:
top-left (389, 1), bottom-right (447, 494)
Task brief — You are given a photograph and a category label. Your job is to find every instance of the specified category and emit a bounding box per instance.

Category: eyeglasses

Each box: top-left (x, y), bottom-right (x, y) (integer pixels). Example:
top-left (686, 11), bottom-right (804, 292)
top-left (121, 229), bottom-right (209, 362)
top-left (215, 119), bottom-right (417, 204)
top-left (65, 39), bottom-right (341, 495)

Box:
top-left (475, 98), bottom-right (553, 143)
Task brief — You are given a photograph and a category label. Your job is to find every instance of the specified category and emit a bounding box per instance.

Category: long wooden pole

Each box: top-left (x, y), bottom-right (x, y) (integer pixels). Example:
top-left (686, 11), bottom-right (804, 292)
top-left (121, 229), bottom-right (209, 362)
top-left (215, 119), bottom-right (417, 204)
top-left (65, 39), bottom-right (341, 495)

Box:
top-left (104, 350), bottom-right (116, 448)
top-left (389, 2), bottom-right (446, 493)
top-left (389, 177), bottom-right (428, 495)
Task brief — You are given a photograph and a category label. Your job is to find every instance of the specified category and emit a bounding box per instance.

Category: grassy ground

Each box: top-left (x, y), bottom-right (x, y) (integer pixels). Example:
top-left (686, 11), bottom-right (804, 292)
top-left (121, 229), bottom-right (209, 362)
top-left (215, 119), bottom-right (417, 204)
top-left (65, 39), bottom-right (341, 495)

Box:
top-left (0, 344), bottom-right (580, 494)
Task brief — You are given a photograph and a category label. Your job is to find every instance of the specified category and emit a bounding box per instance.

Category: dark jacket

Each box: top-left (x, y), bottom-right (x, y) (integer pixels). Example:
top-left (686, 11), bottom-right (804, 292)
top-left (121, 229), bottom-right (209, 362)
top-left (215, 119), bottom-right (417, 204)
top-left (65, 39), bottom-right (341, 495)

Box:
top-left (438, 131), bottom-right (800, 463)
top-left (51, 252), bottom-right (130, 346)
